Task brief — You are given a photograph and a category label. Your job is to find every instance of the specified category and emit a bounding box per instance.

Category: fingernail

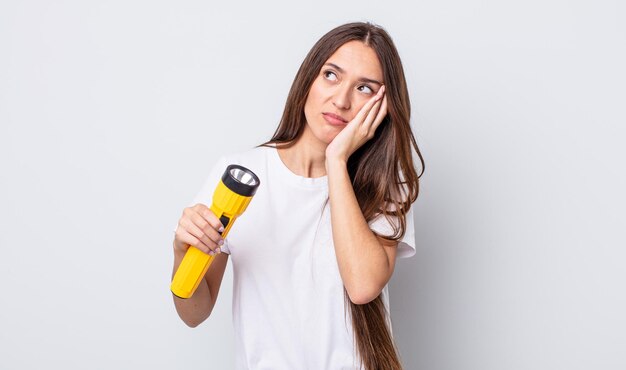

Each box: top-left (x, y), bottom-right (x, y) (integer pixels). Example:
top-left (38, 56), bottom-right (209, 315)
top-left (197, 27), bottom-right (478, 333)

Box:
top-left (208, 250), bottom-right (216, 256)
top-left (218, 226), bottom-right (225, 233)
top-left (218, 239), bottom-right (224, 246)
top-left (215, 247), bottom-right (221, 254)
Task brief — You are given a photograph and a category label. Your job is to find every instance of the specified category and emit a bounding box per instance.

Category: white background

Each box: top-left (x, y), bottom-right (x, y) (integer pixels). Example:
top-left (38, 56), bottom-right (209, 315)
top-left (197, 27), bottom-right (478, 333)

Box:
top-left (1, 0), bottom-right (625, 369)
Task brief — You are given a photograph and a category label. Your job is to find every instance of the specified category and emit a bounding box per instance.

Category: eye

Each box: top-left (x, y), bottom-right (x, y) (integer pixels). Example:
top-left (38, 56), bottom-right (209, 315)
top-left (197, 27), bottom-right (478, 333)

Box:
top-left (357, 85), bottom-right (374, 94)
top-left (323, 70), bottom-right (338, 81)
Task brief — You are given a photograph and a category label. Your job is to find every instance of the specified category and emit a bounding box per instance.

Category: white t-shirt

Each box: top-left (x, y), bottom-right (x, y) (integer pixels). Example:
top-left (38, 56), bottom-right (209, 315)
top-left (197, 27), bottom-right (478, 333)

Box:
top-left (190, 145), bottom-right (416, 370)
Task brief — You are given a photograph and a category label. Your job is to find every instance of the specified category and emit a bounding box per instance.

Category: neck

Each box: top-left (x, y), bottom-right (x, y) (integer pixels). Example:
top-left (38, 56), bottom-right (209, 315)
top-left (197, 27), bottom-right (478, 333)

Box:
top-left (276, 130), bottom-right (327, 178)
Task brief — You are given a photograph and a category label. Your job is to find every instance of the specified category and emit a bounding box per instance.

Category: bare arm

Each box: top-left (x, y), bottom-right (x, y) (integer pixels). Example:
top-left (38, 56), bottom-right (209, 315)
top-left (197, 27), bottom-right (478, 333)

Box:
top-left (171, 204), bottom-right (229, 327)
top-left (327, 159), bottom-right (397, 305)
top-left (171, 246), bottom-right (229, 327)
top-left (322, 85), bottom-right (400, 305)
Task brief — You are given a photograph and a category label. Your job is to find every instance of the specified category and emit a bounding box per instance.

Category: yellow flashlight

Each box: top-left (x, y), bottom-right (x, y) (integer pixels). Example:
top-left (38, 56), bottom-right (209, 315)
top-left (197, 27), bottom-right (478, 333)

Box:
top-left (171, 164), bottom-right (260, 299)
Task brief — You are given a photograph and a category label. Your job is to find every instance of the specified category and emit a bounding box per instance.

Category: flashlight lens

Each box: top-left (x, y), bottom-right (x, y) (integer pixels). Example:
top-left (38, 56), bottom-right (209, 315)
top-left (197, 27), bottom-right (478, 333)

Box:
top-left (230, 168), bottom-right (258, 186)
top-left (223, 165), bottom-right (260, 197)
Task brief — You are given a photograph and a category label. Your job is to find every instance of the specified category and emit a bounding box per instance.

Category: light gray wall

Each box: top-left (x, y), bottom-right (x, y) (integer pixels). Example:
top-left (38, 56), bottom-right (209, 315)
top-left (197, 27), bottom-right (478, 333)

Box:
top-left (1, 1), bottom-right (624, 369)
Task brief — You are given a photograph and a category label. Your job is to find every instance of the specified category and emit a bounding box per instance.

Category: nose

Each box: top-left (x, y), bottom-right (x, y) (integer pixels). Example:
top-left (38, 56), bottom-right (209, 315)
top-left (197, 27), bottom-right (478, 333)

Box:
top-left (332, 85), bottom-right (351, 110)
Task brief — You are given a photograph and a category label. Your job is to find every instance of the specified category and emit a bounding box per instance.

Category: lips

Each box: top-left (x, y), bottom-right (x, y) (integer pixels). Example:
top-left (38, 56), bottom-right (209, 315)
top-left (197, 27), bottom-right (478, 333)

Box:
top-left (322, 112), bottom-right (348, 126)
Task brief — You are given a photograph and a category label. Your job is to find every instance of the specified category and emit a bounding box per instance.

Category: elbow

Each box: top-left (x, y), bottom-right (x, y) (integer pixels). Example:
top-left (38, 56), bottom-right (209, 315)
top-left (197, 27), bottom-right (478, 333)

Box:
top-left (344, 267), bottom-right (391, 305)
top-left (181, 317), bottom-right (205, 329)
top-left (183, 318), bottom-right (202, 328)
top-left (177, 311), bottom-right (210, 328)
top-left (346, 284), bottom-right (384, 305)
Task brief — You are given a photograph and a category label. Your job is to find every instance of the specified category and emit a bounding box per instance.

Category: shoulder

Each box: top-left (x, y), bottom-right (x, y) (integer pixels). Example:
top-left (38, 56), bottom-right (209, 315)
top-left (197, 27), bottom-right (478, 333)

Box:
top-left (219, 145), bottom-right (274, 173)
top-left (191, 145), bottom-right (274, 205)
top-left (212, 145), bottom-right (278, 183)
top-left (224, 145), bottom-right (273, 163)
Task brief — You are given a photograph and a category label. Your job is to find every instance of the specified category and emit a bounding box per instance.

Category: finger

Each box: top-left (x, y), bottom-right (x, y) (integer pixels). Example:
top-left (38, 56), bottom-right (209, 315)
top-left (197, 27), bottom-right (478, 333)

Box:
top-left (362, 96), bottom-right (383, 131)
top-left (179, 208), bottom-right (223, 253)
top-left (175, 227), bottom-right (217, 255)
top-left (192, 204), bottom-right (225, 232)
top-left (365, 87), bottom-right (388, 130)
top-left (372, 94), bottom-right (388, 130)
top-left (188, 211), bottom-right (224, 246)
top-left (185, 218), bottom-right (223, 255)
top-left (352, 85), bottom-right (385, 125)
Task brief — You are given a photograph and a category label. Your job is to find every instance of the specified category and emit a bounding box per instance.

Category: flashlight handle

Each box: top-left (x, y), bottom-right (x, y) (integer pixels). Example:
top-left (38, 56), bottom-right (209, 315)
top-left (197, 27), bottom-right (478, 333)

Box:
top-left (172, 171), bottom-right (256, 299)
top-left (170, 205), bottom-right (234, 299)
top-left (170, 246), bottom-right (216, 299)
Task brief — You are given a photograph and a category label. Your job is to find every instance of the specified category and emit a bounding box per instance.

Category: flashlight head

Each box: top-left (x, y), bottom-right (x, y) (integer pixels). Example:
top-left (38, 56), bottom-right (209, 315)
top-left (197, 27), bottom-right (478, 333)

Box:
top-left (221, 165), bottom-right (260, 197)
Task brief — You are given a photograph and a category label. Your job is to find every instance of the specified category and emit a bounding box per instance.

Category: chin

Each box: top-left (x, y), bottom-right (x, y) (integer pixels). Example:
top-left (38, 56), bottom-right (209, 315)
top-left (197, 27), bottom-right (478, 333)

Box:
top-left (320, 130), bottom-right (341, 145)
top-left (304, 121), bottom-right (341, 146)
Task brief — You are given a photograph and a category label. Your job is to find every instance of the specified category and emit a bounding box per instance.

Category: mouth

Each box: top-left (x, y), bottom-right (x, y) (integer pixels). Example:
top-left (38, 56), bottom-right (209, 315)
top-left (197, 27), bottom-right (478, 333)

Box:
top-left (322, 112), bottom-right (348, 126)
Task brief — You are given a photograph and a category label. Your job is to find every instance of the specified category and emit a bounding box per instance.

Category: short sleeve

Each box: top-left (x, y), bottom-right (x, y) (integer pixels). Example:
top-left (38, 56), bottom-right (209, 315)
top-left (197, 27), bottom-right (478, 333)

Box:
top-left (368, 205), bottom-right (416, 259)
top-left (189, 156), bottom-right (229, 208)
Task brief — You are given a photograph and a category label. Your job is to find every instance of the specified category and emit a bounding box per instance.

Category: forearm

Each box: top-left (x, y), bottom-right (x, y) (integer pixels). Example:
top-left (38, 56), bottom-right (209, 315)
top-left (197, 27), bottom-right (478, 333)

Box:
top-left (171, 247), bottom-right (213, 327)
top-left (326, 159), bottom-right (391, 304)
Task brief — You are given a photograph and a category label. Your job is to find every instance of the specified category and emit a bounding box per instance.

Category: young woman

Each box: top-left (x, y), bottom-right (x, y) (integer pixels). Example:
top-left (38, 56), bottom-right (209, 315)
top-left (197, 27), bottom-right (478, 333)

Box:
top-left (172, 22), bottom-right (424, 370)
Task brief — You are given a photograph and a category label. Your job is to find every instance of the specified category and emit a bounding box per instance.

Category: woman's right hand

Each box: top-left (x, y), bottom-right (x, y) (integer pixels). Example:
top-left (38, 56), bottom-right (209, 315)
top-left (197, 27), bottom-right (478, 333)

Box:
top-left (173, 204), bottom-right (225, 256)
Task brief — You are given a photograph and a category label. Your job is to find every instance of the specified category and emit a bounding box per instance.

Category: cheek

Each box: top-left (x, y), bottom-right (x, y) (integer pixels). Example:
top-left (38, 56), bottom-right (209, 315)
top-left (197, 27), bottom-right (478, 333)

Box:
top-left (304, 84), bottom-right (325, 118)
top-left (307, 82), bottom-right (325, 105)
top-left (354, 93), bottom-right (373, 110)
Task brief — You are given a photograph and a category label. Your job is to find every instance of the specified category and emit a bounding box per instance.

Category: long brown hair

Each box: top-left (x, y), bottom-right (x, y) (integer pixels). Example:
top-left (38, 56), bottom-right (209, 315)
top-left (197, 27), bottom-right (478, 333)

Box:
top-left (259, 22), bottom-right (424, 369)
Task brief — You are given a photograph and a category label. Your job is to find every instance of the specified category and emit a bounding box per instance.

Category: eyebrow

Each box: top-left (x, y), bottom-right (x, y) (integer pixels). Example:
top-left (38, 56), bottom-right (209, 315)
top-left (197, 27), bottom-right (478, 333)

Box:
top-left (324, 63), bottom-right (383, 86)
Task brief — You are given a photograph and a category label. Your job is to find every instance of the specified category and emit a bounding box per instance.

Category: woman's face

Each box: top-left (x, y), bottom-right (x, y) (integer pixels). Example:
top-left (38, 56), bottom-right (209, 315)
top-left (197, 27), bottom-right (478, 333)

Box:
top-left (303, 40), bottom-right (384, 146)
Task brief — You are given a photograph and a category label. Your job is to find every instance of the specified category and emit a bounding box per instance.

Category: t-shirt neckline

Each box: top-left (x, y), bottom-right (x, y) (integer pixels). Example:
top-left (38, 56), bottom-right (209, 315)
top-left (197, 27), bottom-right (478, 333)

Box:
top-left (267, 145), bottom-right (328, 189)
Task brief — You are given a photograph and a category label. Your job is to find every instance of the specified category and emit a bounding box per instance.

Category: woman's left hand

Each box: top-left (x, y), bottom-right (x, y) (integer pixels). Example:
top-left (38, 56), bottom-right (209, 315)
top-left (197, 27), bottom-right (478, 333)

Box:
top-left (325, 85), bottom-right (388, 164)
